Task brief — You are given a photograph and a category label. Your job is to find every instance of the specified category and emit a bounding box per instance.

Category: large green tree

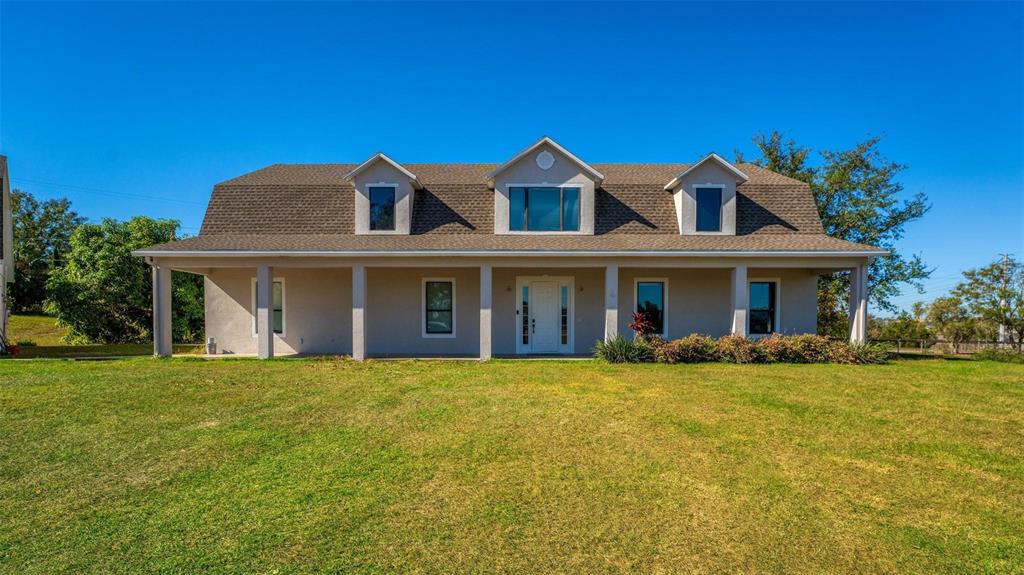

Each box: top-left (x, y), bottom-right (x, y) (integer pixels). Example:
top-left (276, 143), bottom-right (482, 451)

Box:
top-left (9, 189), bottom-right (85, 312)
top-left (740, 131), bottom-right (930, 336)
top-left (44, 216), bottom-right (203, 344)
top-left (953, 255), bottom-right (1024, 351)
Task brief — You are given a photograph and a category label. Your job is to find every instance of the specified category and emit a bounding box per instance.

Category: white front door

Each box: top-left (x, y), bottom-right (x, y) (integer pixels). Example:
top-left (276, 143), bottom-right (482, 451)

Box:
top-left (530, 281), bottom-right (559, 353)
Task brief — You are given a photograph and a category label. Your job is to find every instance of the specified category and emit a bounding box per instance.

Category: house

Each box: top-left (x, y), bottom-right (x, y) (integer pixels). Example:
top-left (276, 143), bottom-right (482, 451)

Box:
top-left (0, 156), bottom-right (12, 343)
top-left (134, 137), bottom-right (883, 359)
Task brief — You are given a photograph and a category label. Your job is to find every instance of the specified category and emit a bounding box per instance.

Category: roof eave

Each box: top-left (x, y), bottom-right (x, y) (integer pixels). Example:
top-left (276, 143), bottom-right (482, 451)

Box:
top-left (485, 136), bottom-right (605, 189)
top-left (664, 153), bottom-right (749, 190)
top-left (344, 152), bottom-right (423, 189)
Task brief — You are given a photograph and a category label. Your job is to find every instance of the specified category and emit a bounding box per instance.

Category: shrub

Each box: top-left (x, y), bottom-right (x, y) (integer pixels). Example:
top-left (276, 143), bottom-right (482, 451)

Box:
top-left (973, 349), bottom-right (1024, 364)
top-left (825, 340), bottom-right (857, 364)
top-left (593, 335), bottom-right (655, 363)
top-left (716, 334), bottom-right (760, 364)
top-left (787, 334), bottom-right (835, 363)
top-left (848, 342), bottom-right (890, 364)
top-left (756, 334), bottom-right (797, 363)
top-left (628, 311), bottom-right (657, 340)
top-left (656, 334), bottom-right (718, 364)
top-left (16, 340), bottom-right (37, 347)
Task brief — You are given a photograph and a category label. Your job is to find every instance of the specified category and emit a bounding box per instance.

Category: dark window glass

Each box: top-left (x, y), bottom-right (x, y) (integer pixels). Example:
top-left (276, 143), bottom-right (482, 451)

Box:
top-left (369, 186), bottom-right (396, 231)
top-left (749, 282), bottom-right (777, 335)
top-left (509, 186), bottom-right (581, 232)
top-left (521, 285), bottom-right (529, 345)
top-left (560, 285), bottom-right (569, 345)
top-left (425, 281), bottom-right (453, 334)
top-left (254, 280), bottom-right (284, 334)
top-left (509, 187), bottom-right (526, 231)
top-left (696, 187), bottom-right (722, 232)
top-left (562, 188), bottom-right (580, 231)
top-left (636, 281), bottom-right (665, 336)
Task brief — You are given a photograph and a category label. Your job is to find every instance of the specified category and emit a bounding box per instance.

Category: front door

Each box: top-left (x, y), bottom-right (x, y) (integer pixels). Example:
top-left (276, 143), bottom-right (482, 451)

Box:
top-left (530, 281), bottom-right (559, 353)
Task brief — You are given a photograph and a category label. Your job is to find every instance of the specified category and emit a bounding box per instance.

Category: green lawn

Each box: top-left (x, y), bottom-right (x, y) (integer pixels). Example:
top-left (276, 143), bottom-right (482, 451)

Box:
top-left (4, 314), bottom-right (202, 358)
top-left (1, 359), bottom-right (1021, 574)
top-left (5, 313), bottom-right (69, 346)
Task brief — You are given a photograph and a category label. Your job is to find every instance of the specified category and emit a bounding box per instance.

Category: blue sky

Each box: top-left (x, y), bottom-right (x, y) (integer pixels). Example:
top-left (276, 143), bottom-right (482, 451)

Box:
top-left (2, 1), bottom-right (1022, 311)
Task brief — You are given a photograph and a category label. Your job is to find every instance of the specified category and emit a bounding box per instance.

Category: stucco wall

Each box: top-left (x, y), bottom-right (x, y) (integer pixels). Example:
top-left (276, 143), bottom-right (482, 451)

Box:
top-left (203, 265), bottom-right (819, 356)
top-left (492, 142), bottom-right (597, 235)
top-left (353, 161), bottom-right (414, 235)
top-left (205, 267), bottom-right (352, 355)
top-left (670, 161), bottom-right (741, 236)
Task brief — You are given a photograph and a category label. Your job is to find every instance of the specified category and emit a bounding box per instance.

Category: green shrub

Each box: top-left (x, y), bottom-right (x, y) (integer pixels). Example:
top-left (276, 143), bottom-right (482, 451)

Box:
top-left (825, 340), bottom-right (857, 364)
top-left (756, 334), bottom-right (797, 363)
top-left (15, 340), bottom-right (38, 347)
top-left (593, 336), bottom-right (655, 363)
top-left (787, 334), bottom-right (835, 363)
top-left (716, 334), bottom-right (760, 364)
top-left (656, 334), bottom-right (718, 364)
top-left (848, 342), bottom-right (890, 364)
top-left (973, 349), bottom-right (1024, 363)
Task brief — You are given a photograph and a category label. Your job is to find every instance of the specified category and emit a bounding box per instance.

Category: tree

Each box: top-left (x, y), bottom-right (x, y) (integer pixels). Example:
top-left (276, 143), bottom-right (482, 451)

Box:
top-left (745, 131), bottom-right (930, 335)
top-left (9, 189), bottom-right (85, 312)
top-left (871, 311), bottom-right (933, 342)
top-left (44, 217), bottom-right (203, 344)
top-left (923, 296), bottom-right (988, 354)
top-left (953, 255), bottom-right (1024, 351)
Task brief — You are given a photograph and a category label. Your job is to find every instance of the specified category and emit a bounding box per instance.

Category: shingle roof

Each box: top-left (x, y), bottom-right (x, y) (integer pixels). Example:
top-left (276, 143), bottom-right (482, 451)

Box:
top-left (143, 162), bottom-right (880, 255)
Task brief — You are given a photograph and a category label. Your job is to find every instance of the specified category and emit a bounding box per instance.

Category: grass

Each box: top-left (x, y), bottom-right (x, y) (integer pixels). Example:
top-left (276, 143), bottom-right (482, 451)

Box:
top-left (4, 314), bottom-right (202, 358)
top-left (5, 313), bottom-right (69, 346)
top-left (0, 358), bottom-right (1021, 574)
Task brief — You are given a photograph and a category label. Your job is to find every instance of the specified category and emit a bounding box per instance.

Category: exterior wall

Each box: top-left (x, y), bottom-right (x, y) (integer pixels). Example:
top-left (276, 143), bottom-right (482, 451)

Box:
top-left (204, 267), bottom-right (352, 355)
top-left (670, 161), bottom-right (741, 236)
top-left (353, 161), bottom-right (414, 235)
top-left (492, 141), bottom-right (597, 235)
top-left (365, 267), bottom-right (480, 357)
top-left (200, 262), bottom-right (823, 357)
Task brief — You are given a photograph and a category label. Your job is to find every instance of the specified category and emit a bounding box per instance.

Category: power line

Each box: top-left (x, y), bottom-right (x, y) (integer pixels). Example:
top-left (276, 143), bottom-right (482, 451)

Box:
top-left (12, 177), bottom-right (206, 206)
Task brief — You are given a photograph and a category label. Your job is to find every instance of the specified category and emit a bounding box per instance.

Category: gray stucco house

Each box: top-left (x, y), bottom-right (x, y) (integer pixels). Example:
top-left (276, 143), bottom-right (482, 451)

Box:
top-left (135, 137), bottom-right (883, 359)
top-left (0, 156), bottom-right (13, 343)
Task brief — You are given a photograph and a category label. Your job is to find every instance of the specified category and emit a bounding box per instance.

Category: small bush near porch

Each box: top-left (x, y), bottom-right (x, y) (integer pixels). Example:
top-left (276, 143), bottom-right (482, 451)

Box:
top-left (1, 359), bottom-right (1021, 574)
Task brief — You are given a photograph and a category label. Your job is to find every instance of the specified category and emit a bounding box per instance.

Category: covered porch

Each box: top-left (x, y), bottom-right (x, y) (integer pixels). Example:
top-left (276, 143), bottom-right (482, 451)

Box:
top-left (148, 255), bottom-right (871, 360)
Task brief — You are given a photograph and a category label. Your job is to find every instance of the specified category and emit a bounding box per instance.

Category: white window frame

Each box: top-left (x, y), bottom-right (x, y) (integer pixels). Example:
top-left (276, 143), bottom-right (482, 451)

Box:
top-left (748, 277), bottom-right (782, 337)
top-left (504, 183), bottom-right (585, 235)
top-left (692, 183), bottom-right (726, 235)
top-left (514, 276), bottom-right (575, 355)
top-left (633, 277), bottom-right (669, 339)
top-left (422, 277), bottom-right (457, 339)
top-left (250, 276), bottom-right (286, 338)
top-left (366, 182), bottom-right (399, 233)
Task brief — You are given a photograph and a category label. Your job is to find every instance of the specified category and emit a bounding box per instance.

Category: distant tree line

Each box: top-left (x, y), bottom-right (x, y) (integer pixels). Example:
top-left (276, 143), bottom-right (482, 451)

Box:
top-left (7, 189), bottom-right (203, 344)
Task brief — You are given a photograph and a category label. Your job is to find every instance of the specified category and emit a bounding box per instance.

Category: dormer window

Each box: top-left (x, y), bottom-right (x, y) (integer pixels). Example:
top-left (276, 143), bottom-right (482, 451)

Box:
top-left (695, 186), bottom-right (723, 232)
top-left (509, 186), bottom-right (580, 232)
top-left (369, 185), bottom-right (396, 231)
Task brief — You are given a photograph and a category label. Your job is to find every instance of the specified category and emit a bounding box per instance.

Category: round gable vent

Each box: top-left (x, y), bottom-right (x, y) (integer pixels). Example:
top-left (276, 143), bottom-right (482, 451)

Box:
top-left (536, 150), bottom-right (555, 170)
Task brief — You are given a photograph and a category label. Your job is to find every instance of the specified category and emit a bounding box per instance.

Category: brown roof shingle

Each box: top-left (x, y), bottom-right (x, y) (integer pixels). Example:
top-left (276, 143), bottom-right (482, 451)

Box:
top-left (144, 162), bottom-right (878, 254)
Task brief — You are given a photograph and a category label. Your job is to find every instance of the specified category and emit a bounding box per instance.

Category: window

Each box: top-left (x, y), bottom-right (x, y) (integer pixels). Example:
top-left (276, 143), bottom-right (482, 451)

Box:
top-left (749, 281), bottom-right (778, 335)
top-left (369, 186), bottom-right (396, 231)
top-left (251, 278), bottom-right (284, 336)
top-left (423, 279), bottom-right (455, 337)
top-left (509, 186), bottom-right (580, 232)
top-left (560, 285), bottom-right (569, 345)
top-left (635, 279), bottom-right (667, 337)
top-left (695, 186), bottom-right (723, 232)
top-left (521, 285), bottom-right (530, 345)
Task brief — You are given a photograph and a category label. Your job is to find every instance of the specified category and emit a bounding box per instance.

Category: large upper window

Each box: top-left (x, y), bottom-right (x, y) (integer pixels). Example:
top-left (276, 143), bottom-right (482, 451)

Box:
top-left (509, 187), bottom-right (580, 232)
top-left (695, 186), bottom-right (723, 232)
top-left (369, 186), bottom-right (396, 231)
top-left (635, 280), bottom-right (667, 337)
top-left (749, 281), bottom-right (777, 335)
top-left (423, 279), bottom-right (455, 337)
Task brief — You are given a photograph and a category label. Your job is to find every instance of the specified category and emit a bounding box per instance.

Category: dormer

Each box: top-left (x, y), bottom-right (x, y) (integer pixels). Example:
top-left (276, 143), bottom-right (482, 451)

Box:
top-left (487, 137), bottom-right (603, 235)
top-left (345, 153), bottom-right (422, 235)
top-left (664, 153), bottom-right (748, 236)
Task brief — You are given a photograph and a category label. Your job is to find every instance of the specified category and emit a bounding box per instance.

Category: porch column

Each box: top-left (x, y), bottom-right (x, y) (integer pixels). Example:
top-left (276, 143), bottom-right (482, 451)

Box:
top-left (849, 263), bottom-right (868, 343)
top-left (152, 262), bottom-right (172, 357)
top-left (479, 265), bottom-right (492, 360)
top-left (604, 264), bottom-right (618, 340)
top-left (352, 264), bottom-right (366, 361)
top-left (730, 264), bottom-right (748, 336)
top-left (256, 265), bottom-right (274, 359)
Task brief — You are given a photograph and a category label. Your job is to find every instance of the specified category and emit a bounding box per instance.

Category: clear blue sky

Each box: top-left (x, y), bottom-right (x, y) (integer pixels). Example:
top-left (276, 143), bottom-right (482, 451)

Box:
top-left (2, 1), bottom-right (1022, 311)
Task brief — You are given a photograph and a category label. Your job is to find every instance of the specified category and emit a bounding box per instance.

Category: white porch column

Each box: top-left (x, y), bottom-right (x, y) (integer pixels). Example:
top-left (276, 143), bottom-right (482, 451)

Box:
top-left (849, 263), bottom-right (868, 343)
top-left (256, 265), bottom-right (274, 359)
top-left (731, 264), bottom-right (748, 336)
top-left (480, 264), bottom-right (492, 360)
top-left (352, 264), bottom-right (366, 361)
top-left (604, 265), bottom-right (619, 340)
top-left (152, 263), bottom-right (172, 357)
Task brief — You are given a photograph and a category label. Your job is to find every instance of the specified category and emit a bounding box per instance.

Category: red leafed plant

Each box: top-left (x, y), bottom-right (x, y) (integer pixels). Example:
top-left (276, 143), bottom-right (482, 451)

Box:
top-left (629, 311), bottom-right (657, 340)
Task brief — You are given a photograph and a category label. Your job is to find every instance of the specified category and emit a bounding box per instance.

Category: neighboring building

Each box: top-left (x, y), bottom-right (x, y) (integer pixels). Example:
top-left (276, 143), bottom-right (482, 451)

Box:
top-left (0, 156), bottom-right (12, 342)
top-left (135, 137), bottom-right (883, 359)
